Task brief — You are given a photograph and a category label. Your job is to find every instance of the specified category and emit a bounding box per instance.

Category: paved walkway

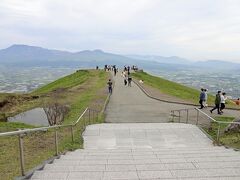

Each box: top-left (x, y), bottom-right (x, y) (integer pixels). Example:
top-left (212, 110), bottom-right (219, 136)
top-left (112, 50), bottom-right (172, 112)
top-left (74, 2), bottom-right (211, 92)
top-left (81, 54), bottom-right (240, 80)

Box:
top-left (106, 72), bottom-right (239, 123)
top-left (31, 72), bottom-right (240, 179)
top-left (105, 73), bottom-right (187, 123)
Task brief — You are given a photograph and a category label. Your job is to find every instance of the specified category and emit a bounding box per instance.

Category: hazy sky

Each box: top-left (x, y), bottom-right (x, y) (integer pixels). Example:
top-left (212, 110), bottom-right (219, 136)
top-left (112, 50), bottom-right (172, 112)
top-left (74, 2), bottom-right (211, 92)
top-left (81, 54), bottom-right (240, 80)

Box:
top-left (1, 0), bottom-right (240, 62)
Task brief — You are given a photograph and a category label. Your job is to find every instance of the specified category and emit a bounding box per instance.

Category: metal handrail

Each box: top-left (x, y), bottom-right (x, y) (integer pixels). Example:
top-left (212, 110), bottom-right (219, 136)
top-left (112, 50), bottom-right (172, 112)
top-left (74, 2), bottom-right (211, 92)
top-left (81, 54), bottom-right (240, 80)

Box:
top-left (171, 107), bottom-right (240, 125)
top-left (170, 107), bottom-right (240, 144)
top-left (73, 108), bottom-right (89, 125)
top-left (195, 108), bottom-right (240, 125)
top-left (0, 108), bottom-right (89, 137)
top-left (0, 107), bottom-right (100, 177)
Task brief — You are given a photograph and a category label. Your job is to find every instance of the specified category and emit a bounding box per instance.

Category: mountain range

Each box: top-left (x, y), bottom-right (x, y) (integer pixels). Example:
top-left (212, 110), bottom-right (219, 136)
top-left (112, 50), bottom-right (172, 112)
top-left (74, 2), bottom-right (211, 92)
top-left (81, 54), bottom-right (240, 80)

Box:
top-left (0, 44), bottom-right (239, 70)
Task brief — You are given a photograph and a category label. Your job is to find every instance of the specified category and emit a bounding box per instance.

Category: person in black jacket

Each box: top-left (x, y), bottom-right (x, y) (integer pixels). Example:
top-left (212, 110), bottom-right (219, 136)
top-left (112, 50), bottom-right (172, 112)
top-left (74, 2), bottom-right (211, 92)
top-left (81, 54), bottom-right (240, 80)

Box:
top-left (107, 79), bottom-right (113, 94)
top-left (210, 91), bottom-right (222, 114)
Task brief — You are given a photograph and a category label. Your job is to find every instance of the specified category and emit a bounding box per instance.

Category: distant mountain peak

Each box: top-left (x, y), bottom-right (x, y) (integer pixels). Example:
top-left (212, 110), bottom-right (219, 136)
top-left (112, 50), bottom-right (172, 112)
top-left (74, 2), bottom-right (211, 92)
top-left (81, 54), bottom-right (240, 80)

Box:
top-left (4, 44), bottom-right (44, 52)
top-left (93, 49), bottom-right (104, 53)
top-left (8, 44), bottom-right (39, 48)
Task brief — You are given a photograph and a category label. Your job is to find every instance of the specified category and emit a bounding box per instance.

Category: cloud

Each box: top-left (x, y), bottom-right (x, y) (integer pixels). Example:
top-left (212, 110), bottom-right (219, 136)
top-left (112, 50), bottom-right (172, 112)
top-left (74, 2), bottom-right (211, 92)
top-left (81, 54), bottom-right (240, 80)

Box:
top-left (0, 0), bottom-right (240, 62)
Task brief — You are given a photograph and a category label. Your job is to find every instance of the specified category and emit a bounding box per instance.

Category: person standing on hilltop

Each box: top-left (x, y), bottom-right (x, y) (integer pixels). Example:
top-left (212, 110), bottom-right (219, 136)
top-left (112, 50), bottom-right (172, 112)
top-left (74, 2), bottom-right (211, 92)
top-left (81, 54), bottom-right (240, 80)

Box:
top-left (107, 79), bottom-right (113, 94)
top-left (114, 67), bottom-right (117, 76)
top-left (210, 91), bottom-right (222, 114)
top-left (199, 88), bottom-right (205, 109)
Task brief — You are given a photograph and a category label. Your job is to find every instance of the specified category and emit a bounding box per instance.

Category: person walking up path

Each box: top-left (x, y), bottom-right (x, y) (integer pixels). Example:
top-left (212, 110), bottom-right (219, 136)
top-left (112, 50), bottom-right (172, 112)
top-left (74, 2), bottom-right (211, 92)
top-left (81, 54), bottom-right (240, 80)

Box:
top-left (127, 76), bottom-right (132, 87)
top-left (199, 88), bottom-right (205, 109)
top-left (107, 79), bottom-right (113, 94)
top-left (210, 91), bottom-right (222, 114)
top-left (220, 92), bottom-right (227, 113)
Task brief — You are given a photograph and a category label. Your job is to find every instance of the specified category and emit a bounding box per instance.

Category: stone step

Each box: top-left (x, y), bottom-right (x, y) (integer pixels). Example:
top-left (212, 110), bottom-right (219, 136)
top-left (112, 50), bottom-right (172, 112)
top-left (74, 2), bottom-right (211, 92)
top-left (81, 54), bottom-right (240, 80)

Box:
top-left (60, 152), bottom-right (239, 161)
top-left (44, 161), bottom-right (240, 171)
top-left (52, 154), bottom-right (240, 166)
top-left (66, 148), bottom-right (237, 156)
top-left (31, 167), bottom-right (240, 180)
top-left (73, 146), bottom-right (228, 153)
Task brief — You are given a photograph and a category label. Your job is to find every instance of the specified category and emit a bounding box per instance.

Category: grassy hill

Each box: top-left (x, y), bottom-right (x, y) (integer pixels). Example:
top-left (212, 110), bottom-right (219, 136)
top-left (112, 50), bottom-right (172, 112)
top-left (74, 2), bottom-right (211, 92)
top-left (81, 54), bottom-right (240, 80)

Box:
top-left (132, 71), bottom-right (238, 108)
top-left (0, 69), bottom-right (110, 179)
top-left (0, 69), bottom-right (109, 127)
top-left (33, 70), bottom-right (90, 94)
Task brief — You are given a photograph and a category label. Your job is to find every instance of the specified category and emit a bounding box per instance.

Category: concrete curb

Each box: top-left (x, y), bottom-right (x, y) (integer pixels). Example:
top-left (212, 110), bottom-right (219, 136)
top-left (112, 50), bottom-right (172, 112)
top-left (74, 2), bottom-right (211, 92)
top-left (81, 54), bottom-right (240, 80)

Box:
top-left (133, 79), bottom-right (240, 111)
top-left (133, 79), bottom-right (199, 107)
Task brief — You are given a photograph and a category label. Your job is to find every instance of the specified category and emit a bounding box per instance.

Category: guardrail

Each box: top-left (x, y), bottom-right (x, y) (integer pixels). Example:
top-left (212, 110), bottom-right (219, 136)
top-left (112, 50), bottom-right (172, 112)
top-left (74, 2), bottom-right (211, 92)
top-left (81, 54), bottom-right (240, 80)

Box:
top-left (0, 107), bottom-right (100, 179)
top-left (170, 108), bottom-right (240, 144)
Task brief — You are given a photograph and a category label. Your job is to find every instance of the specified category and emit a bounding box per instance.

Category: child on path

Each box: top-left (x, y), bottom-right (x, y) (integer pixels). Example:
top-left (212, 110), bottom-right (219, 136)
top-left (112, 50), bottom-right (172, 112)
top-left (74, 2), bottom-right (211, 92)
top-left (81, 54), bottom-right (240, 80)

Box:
top-left (107, 79), bottom-right (113, 94)
top-left (128, 76), bottom-right (132, 87)
top-left (220, 92), bottom-right (227, 113)
top-left (124, 76), bottom-right (127, 86)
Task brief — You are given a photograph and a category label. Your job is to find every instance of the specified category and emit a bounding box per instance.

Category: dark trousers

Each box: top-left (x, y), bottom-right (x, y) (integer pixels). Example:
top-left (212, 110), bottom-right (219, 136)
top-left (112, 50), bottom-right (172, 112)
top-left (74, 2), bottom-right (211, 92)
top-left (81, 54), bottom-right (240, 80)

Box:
top-left (199, 100), bottom-right (204, 109)
top-left (211, 104), bottom-right (221, 114)
top-left (220, 103), bottom-right (225, 112)
top-left (108, 87), bottom-right (112, 94)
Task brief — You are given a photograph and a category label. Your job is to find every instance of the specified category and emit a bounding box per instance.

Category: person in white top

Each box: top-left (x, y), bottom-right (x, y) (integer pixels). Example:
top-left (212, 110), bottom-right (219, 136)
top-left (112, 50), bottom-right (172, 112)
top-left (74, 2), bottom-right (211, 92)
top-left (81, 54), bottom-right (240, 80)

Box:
top-left (220, 92), bottom-right (227, 113)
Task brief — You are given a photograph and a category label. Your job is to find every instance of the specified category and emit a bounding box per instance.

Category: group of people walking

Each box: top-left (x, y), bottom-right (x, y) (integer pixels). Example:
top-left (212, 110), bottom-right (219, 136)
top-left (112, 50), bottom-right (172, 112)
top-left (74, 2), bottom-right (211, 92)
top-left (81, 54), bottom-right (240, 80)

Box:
top-left (210, 91), bottom-right (227, 115)
top-left (104, 64), bottom-right (118, 75)
top-left (199, 88), bottom-right (227, 115)
top-left (107, 65), bottom-right (134, 95)
top-left (122, 66), bottom-right (132, 87)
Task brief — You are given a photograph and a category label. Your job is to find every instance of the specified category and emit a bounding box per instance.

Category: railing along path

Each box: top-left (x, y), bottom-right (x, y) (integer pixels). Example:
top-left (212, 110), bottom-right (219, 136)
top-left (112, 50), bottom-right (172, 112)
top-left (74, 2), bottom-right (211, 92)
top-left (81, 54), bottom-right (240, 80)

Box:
top-left (170, 107), bottom-right (240, 144)
top-left (0, 107), bottom-right (100, 177)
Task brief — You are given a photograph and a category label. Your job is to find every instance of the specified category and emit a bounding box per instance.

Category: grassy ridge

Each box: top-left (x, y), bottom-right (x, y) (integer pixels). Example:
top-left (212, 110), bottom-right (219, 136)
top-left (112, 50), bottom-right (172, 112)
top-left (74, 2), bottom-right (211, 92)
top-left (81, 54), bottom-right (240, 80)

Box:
top-left (133, 71), bottom-right (237, 108)
top-left (0, 70), bottom-right (108, 124)
top-left (0, 69), bottom-right (109, 179)
top-left (33, 70), bottom-right (89, 94)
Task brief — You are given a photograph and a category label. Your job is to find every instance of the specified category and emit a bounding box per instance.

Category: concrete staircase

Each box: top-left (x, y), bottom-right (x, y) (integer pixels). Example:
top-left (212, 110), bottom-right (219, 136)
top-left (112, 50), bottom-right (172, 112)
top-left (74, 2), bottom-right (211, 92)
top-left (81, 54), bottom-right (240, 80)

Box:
top-left (31, 123), bottom-right (240, 180)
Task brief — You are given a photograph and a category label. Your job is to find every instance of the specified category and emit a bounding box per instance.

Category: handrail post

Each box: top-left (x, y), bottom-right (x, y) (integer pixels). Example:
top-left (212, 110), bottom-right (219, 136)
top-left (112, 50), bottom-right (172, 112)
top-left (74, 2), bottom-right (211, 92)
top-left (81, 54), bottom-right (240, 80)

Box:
top-left (97, 112), bottom-right (99, 122)
top-left (178, 111), bottom-right (181, 123)
top-left (196, 110), bottom-right (199, 125)
top-left (18, 134), bottom-right (25, 176)
top-left (71, 125), bottom-right (74, 142)
top-left (172, 111), bottom-right (174, 122)
top-left (88, 109), bottom-right (91, 124)
top-left (217, 123), bottom-right (221, 145)
top-left (55, 130), bottom-right (58, 156)
top-left (186, 109), bottom-right (189, 124)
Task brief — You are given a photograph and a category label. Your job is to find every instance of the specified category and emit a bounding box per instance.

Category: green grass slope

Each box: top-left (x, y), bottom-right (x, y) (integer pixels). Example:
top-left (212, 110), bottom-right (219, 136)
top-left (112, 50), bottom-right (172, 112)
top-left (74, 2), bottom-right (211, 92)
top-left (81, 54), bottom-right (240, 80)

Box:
top-left (132, 71), bottom-right (237, 108)
top-left (0, 69), bottom-right (110, 179)
top-left (0, 69), bottom-right (109, 125)
top-left (33, 70), bottom-right (89, 94)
